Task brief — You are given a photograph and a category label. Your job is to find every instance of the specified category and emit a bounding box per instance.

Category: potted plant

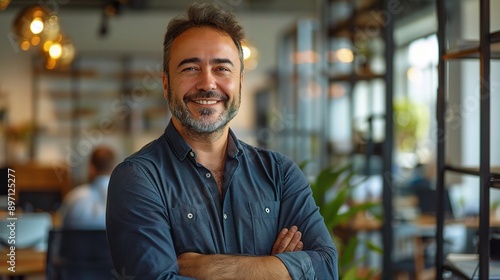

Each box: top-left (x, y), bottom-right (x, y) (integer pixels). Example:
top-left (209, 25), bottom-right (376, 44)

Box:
top-left (302, 161), bottom-right (382, 280)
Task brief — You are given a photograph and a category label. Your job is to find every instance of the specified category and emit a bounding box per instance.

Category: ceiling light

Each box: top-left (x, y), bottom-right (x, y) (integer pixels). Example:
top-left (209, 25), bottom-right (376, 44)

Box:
top-left (42, 34), bottom-right (75, 69)
top-left (48, 43), bottom-right (62, 59)
top-left (30, 18), bottom-right (44, 34)
top-left (242, 41), bottom-right (259, 70)
top-left (13, 4), bottom-right (75, 70)
top-left (12, 5), bottom-right (50, 50)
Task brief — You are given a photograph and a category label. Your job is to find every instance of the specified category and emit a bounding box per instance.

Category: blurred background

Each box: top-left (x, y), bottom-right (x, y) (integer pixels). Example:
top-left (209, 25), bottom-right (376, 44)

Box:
top-left (1, 0), bottom-right (500, 279)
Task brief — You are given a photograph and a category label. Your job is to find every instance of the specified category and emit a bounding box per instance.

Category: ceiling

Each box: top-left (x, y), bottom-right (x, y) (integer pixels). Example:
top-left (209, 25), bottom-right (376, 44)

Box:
top-left (8, 0), bottom-right (318, 13)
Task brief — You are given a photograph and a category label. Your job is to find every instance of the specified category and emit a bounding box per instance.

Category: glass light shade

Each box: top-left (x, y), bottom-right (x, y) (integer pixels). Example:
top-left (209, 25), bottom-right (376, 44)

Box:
top-left (42, 34), bottom-right (75, 69)
top-left (12, 5), bottom-right (60, 50)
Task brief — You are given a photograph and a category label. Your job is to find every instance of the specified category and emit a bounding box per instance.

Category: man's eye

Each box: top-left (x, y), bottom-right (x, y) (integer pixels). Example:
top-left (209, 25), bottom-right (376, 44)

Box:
top-left (182, 67), bottom-right (198, 72)
top-left (215, 67), bottom-right (230, 72)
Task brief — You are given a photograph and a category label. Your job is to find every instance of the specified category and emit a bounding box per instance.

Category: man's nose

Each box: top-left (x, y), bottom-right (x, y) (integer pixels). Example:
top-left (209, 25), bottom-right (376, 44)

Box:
top-left (196, 70), bottom-right (217, 91)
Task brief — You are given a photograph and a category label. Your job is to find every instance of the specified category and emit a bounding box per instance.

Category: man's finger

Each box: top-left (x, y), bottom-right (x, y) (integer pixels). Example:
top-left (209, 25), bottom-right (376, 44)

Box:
top-left (271, 228), bottom-right (289, 254)
top-left (275, 226), bottom-right (298, 253)
top-left (285, 229), bottom-right (302, 252)
top-left (294, 241), bottom-right (304, 251)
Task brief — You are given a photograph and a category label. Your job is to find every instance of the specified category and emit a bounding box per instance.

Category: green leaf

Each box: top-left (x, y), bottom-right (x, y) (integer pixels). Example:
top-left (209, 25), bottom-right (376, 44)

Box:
top-left (302, 161), bottom-right (382, 280)
top-left (334, 202), bottom-right (380, 225)
top-left (365, 240), bottom-right (383, 254)
top-left (341, 267), bottom-right (359, 280)
top-left (339, 236), bottom-right (358, 269)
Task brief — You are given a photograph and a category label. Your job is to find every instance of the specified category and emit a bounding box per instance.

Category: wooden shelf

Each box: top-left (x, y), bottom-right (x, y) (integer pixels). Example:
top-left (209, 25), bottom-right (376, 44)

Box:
top-left (328, 0), bottom-right (383, 37)
top-left (35, 68), bottom-right (97, 78)
top-left (329, 72), bottom-right (384, 83)
top-left (444, 40), bottom-right (500, 60)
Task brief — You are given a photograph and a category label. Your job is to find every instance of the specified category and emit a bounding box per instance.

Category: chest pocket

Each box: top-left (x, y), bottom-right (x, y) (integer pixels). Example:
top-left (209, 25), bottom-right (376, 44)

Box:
top-left (170, 203), bottom-right (217, 253)
top-left (247, 201), bottom-right (280, 254)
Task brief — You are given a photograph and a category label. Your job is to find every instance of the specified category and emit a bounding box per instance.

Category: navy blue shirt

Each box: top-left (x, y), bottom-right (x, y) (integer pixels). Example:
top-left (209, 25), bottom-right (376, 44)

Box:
top-left (106, 120), bottom-right (338, 279)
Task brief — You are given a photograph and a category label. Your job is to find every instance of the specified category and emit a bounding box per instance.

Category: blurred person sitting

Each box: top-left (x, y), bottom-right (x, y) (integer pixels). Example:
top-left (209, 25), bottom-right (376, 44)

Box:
top-left (60, 146), bottom-right (116, 229)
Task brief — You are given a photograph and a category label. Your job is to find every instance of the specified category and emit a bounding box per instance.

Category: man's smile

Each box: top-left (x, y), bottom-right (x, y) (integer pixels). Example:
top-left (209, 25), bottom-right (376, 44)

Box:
top-left (192, 99), bottom-right (219, 105)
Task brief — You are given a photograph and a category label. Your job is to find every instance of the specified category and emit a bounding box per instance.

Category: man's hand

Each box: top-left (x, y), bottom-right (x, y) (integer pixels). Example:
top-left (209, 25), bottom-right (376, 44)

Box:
top-left (271, 225), bottom-right (303, 254)
top-left (176, 226), bottom-right (303, 279)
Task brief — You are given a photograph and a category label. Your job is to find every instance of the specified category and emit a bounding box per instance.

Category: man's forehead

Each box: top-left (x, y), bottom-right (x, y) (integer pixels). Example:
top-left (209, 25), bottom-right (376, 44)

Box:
top-left (170, 27), bottom-right (240, 64)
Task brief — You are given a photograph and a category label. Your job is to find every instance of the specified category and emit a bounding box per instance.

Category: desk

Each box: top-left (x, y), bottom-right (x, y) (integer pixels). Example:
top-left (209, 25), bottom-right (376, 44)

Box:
top-left (463, 216), bottom-right (500, 228)
top-left (0, 248), bottom-right (45, 279)
top-left (444, 254), bottom-right (500, 280)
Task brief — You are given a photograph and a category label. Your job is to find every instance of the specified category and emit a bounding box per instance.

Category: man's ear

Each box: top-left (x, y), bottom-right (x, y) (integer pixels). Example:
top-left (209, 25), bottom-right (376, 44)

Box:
top-left (162, 72), bottom-right (169, 100)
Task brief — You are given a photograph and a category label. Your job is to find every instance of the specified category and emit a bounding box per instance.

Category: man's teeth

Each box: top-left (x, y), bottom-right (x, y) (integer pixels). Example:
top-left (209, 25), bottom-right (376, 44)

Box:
top-left (194, 100), bottom-right (217, 105)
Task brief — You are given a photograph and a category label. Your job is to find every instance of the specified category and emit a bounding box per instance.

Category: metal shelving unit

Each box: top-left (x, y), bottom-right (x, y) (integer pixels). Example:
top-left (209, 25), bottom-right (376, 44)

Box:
top-left (322, 0), bottom-right (394, 278)
top-left (436, 0), bottom-right (500, 279)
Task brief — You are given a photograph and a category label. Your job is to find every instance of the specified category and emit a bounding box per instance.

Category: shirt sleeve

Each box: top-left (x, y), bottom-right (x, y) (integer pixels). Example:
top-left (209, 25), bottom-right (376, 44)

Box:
top-left (273, 154), bottom-right (339, 280)
top-left (106, 160), bottom-right (193, 280)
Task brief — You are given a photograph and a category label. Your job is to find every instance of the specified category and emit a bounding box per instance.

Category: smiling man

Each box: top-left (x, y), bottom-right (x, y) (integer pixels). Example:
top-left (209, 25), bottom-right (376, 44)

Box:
top-left (106, 3), bottom-right (338, 280)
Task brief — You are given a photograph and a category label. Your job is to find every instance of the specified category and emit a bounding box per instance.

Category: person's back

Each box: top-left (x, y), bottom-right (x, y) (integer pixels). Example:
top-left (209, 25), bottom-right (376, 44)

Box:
top-left (60, 146), bottom-right (116, 229)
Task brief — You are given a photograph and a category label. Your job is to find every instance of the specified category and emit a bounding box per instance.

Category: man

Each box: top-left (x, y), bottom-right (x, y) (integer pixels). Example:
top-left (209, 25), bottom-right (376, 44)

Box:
top-left (106, 3), bottom-right (338, 279)
top-left (60, 146), bottom-right (115, 229)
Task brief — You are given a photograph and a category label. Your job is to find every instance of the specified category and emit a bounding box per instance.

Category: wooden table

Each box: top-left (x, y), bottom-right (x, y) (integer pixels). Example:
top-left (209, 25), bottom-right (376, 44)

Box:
top-left (0, 248), bottom-right (45, 279)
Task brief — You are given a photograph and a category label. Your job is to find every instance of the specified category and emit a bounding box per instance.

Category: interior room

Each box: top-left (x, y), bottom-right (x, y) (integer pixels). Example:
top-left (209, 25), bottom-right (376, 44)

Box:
top-left (1, 0), bottom-right (499, 279)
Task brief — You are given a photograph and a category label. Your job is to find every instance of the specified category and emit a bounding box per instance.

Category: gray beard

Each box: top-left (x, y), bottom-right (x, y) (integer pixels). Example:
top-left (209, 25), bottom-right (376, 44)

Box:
top-left (167, 87), bottom-right (239, 134)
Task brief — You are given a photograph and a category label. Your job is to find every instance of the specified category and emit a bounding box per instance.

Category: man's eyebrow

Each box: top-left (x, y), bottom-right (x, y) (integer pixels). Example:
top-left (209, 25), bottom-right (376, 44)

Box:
top-left (177, 57), bottom-right (235, 68)
top-left (177, 57), bottom-right (201, 68)
top-left (211, 58), bottom-right (234, 67)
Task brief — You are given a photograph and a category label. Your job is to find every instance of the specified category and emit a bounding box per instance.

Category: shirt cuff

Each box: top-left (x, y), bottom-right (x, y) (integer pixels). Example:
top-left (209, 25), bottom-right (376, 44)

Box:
top-left (275, 251), bottom-right (314, 280)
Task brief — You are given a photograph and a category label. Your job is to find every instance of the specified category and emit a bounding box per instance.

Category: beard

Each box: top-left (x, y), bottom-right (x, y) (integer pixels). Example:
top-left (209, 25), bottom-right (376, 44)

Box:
top-left (167, 84), bottom-right (240, 134)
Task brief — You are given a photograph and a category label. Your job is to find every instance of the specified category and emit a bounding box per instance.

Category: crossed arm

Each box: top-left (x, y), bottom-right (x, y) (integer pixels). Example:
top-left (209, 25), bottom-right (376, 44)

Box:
top-left (177, 226), bottom-right (303, 280)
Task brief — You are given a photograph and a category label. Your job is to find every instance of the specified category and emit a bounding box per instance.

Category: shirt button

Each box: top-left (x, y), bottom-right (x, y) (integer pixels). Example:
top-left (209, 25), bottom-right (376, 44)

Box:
top-left (189, 151), bottom-right (195, 158)
top-left (205, 173), bottom-right (211, 178)
top-left (223, 213), bottom-right (228, 219)
top-left (187, 213), bottom-right (193, 219)
top-left (265, 207), bottom-right (270, 214)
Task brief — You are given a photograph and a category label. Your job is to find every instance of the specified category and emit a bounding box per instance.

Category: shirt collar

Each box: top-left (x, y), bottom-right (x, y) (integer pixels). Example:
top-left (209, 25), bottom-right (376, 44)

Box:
top-left (163, 119), bottom-right (243, 161)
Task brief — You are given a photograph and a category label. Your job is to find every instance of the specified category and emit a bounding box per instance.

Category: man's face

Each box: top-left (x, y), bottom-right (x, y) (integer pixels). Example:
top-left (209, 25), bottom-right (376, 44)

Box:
top-left (163, 27), bottom-right (243, 134)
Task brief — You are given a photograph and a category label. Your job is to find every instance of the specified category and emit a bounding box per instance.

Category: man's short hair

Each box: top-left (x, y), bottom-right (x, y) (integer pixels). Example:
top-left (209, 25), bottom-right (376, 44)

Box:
top-left (163, 2), bottom-right (245, 74)
top-left (90, 146), bottom-right (116, 174)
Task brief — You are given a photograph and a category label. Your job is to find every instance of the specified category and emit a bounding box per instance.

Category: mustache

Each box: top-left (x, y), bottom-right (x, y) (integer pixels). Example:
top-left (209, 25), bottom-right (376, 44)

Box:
top-left (184, 90), bottom-right (228, 102)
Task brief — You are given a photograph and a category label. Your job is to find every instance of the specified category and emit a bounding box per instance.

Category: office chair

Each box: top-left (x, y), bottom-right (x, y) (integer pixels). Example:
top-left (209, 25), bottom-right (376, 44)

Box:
top-left (46, 229), bottom-right (114, 280)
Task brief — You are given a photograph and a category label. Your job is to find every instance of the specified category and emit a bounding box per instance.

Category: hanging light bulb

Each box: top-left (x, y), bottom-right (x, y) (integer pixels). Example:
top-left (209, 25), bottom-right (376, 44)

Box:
top-left (12, 5), bottom-right (50, 50)
top-left (42, 33), bottom-right (76, 69)
top-left (13, 4), bottom-right (75, 70)
top-left (30, 17), bottom-right (44, 34)
top-left (12, 5), bottom-right (61, 51)
top-left (241, 41), bottom-right (259, 70)
top-left (48, 43), bottom-right (62, 59)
